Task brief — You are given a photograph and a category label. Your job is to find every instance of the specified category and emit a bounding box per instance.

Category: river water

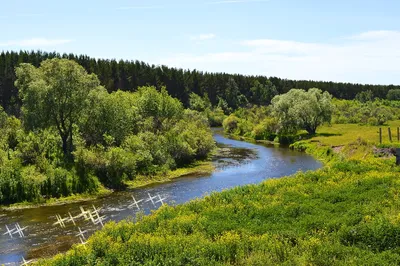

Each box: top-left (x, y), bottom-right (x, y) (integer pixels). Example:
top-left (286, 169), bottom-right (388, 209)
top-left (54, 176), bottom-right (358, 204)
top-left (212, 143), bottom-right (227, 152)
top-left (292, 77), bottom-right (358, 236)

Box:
top-left (0, 132), bottom-right (321, 265)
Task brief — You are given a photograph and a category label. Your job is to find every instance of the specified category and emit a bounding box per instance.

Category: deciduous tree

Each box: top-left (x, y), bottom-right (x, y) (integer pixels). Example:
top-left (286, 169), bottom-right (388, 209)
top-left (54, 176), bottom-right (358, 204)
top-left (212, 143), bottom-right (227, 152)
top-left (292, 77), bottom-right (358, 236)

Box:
top-left (272, 88), bottom-right (333, 135)
top-left (15, 59), bottom-right (100, 159)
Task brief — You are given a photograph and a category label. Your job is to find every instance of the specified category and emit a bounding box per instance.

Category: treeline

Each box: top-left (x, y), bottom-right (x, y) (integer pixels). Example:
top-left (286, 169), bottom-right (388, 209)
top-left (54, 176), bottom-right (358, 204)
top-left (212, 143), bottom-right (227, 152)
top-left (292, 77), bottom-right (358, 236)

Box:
top-left (1, 50), bottom-right (399, 115)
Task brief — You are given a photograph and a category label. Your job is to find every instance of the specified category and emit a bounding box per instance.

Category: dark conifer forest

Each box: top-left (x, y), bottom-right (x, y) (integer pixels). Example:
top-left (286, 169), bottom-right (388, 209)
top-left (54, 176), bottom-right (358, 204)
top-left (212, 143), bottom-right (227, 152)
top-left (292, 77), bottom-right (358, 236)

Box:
top-left (1, 50), bottom-right (398, 115)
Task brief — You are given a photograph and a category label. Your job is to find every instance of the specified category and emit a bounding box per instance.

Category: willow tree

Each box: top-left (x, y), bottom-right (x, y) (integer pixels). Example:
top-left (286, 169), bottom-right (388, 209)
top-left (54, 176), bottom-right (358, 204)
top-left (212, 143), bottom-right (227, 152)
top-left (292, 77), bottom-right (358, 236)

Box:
top-left (15, 59), bottom-right (100, 159)
top-left (272, 88), bottom-right (333, 135)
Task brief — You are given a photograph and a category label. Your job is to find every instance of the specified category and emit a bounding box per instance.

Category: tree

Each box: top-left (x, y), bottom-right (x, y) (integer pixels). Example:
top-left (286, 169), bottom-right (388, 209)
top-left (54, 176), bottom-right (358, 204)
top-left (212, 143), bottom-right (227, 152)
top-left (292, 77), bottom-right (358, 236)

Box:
top-left (272, 88), bottom-right (333, 135)
top-left (80, 88), bottom-right (139, 147)
top-left (15, 59), bottom-right (100, 159)
top-left (189, 92), bottom-right (211, 112)
top-left (225, 78), bottom-right (248, 110)
top-left (135, 86), bottom-right (184, 132)
top-left (250, 80), bottom-right (278, 105)
top-left (355, 90), bottom-right (374, 103)
top-left (387, 89), bottom-right (400, 101)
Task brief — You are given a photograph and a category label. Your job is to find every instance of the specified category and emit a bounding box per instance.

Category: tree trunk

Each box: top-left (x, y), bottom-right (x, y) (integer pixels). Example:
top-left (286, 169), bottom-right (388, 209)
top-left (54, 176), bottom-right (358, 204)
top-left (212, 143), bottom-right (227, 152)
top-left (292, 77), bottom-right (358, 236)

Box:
top-left (305, 125), bottom-right (317, 135)
top-left (61, 133), bottom-right (73, 161)
top-left (61, 134), bottom-right (68, 156)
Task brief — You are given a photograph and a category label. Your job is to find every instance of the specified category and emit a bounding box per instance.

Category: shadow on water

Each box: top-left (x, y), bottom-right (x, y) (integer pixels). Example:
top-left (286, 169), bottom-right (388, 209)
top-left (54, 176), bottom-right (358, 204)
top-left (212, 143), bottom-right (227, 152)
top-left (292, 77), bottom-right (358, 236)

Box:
top-left (0, 131), bottom-right (322, 265)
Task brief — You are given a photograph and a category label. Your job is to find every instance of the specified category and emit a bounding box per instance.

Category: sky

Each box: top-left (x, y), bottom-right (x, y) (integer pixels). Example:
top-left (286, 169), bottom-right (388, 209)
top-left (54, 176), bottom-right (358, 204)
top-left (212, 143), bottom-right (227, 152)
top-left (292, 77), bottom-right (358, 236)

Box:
top-left (1, 0), bottom-right (400, 85)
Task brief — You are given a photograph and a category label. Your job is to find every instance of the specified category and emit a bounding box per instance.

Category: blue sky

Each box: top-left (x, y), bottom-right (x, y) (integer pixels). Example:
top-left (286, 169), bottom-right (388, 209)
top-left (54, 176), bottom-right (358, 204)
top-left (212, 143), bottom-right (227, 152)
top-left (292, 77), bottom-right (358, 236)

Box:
top-left (1, 0), bottom-right (400, 84)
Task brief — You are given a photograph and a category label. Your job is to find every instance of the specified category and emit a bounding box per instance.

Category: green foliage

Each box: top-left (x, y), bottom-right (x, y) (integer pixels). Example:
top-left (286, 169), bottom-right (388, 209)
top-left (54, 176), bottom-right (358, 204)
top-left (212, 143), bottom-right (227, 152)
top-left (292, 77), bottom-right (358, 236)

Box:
top-left (222, 115), bottom-right (240, 134)
top-left (80, 88), bottom-right (139, 146)
top-left (340, 218), bottom-right (400, 252)
top-left (332, 99), bottom-right (397, 125)
top-left (1, 60), bottom-right (215, 204)
top-left (189, 93), bottom-right (211, 112)
top-left (250, 80), bottom-right (278, 105)
top-left (0, 149), bottom-right (97, 204)
top-left (251, 117), bottom-right (279, 141)
top-left (222, 97), bottom-right (400, 146)
top-left (387, 89), bottom-right (400, 101)
top-left (189, 93), bottom-right (226, 126)
top-left (222, 106), bottom-right (281, 141)
top-left (217, 96), bottom-right (231, 114)
top-left (135, 86), bottom-right (184, 131)
top-left (2, 51), bottom-right (400, 117)
top-left (224, 78), bottom-right (248, 110)
top-left (0, 106), bottom-right (7, 128)
top-left (75, 87), bottom-right (215, 190)
top-left (15, 58), bottom-right (101, 158)
top-left (355, 90), bottom-right (374, 103)
top-left (272, 88), bottom-right (333, 135)
top-left (206, 107), bottom-right (226, 127)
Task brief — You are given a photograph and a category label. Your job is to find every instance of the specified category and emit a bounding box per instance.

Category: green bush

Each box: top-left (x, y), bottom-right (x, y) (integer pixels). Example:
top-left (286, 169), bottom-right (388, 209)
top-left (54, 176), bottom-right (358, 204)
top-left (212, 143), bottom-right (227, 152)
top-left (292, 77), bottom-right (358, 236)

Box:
top-left (368, 117), bottom-right (379, 126)
top-left (206, 107), bottom-right (226, 127)
top-left (340, 218), bottom-right (400, 252)
top-left (222, 115), bottom-right (240, 133)
top-left (333, 99), bottom-right (398, 126)
top-left (251, 117), bottom-right (279, 141)
top-left (276, 135), bottom-right (297, 145)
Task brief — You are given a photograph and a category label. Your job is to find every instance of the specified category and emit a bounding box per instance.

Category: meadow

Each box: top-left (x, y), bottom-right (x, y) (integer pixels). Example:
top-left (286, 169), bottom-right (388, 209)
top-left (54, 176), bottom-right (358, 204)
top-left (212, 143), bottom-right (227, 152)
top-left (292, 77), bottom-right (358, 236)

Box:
top-left (38, 121), bottom-right (400, 265)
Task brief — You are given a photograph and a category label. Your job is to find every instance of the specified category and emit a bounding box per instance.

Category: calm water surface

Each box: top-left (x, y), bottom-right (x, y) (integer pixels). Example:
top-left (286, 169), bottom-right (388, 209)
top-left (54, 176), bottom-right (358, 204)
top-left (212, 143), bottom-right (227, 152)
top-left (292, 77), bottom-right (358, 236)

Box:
top-left (0, 131), bottom-right (321, 265)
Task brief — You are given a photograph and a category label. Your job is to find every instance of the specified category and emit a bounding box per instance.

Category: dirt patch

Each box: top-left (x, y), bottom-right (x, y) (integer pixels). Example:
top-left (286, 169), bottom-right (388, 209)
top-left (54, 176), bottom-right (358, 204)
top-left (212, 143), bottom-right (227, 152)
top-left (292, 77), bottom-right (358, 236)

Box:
top-left (332, 145), bottom-right (344, 153)
top-left (373, 146), bottom-right (396, 158)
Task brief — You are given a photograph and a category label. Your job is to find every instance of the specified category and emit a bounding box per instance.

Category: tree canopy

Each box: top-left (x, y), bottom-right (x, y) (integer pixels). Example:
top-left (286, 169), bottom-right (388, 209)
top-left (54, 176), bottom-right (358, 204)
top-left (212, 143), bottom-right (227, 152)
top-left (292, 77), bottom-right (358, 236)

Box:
top-left (272, 88), bottom-right (333, 135)
top-left (15, 59), bottom-right (100, 158)
top-left (387, 89), bottom-right (400, 101)
top-left (250, 80), bottom-right (278, 105)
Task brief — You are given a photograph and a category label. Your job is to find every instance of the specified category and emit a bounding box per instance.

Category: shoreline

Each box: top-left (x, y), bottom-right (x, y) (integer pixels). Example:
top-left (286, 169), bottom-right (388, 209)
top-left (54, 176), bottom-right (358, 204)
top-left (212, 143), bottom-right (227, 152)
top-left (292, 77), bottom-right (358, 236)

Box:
top-left (0, 160), bottom-right (215, 211)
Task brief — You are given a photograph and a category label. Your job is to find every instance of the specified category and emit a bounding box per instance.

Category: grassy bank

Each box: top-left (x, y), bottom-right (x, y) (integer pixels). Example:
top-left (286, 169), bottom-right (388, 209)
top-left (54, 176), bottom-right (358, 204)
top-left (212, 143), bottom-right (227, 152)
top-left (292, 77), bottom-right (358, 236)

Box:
top-left (2, 160), bottom-right (214, 211)
top-left (125, 161), bottom-right (215, 189)
top-left (0, 186), bottom-right (113, 211)
top-left (39, 122), bottom-right (400, 265)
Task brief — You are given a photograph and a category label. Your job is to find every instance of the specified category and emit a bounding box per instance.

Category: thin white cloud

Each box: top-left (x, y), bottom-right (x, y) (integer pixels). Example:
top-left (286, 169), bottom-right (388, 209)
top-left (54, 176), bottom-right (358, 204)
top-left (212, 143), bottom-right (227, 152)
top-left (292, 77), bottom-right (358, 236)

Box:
top-left (116, 6), bottom-right (163, 10)
top-left (209, 0), bottom-right (269, 4)
top-left (160, 30), bottom-right (400, 84)
top-left (190, 34), bottom-right (216, 41)
top-left (242, 39), bottom-right (326, 55)
top-left (347, 30), bottom-right (400, 41)
top-left (0, 38), bottom-right (73, 47)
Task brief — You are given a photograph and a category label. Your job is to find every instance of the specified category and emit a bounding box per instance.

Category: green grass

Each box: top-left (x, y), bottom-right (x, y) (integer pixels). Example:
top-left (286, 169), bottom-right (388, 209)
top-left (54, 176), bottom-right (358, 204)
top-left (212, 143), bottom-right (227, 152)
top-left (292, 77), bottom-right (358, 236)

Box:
top-left (125, 161), bottom-right (215, 189)
top-left (38, 123), bottom-right (400, 265)
top-left (2, 162), bottom-right (214, 211)
top-left (1, 186), bottom-right (113, 211)
top-left (311, 120), bottom-right (400, 146)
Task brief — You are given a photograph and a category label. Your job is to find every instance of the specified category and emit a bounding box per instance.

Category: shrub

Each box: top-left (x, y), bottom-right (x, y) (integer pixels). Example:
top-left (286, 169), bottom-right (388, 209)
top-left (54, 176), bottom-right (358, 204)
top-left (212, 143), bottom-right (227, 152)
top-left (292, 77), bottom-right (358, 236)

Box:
top-left (251, 117), bottom-right (279, 141)
top-left (223, 115), bottom-right (240, 133)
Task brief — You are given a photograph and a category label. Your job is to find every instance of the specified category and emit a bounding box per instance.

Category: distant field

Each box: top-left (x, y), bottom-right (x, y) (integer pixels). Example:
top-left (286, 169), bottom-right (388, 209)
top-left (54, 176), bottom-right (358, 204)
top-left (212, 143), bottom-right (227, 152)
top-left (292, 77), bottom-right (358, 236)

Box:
top-left (312, 120), bottom-right (400, 146)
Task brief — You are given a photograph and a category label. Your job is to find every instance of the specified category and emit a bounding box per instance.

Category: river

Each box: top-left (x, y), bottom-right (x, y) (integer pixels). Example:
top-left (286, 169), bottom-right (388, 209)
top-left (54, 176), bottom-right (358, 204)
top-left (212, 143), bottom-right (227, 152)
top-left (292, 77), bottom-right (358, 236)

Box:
top-left (0, 131), bottom-right (321, 265)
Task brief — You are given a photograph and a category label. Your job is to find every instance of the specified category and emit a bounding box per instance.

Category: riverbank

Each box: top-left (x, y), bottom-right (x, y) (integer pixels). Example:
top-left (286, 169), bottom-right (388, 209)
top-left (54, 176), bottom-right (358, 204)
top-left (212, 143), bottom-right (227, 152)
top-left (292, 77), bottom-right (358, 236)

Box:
top-left (125, 161), bottom-right (215, 189)
top-left (39, 122), bottom-right (400, 265)
top-left (1, 160), bottom-right (215, 211)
